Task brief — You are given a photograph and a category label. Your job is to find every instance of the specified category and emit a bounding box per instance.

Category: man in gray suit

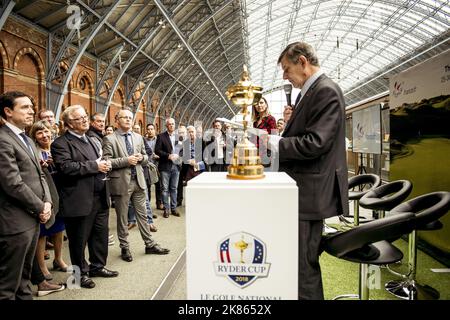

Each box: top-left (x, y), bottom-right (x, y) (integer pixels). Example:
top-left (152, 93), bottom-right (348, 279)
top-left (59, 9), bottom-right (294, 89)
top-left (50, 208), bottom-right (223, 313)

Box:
top-left (0, 91), bottom-right (52, 300)
top-left (275, 42), bottom-right (349, 300)
top-left (103, 108), bottom-right (169, 262)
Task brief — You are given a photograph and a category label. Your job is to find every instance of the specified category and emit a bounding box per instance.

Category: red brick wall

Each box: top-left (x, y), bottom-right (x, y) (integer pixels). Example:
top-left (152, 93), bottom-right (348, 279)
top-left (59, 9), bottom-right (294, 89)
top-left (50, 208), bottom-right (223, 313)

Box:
top-left (0, 18), bottom-right (154, 127)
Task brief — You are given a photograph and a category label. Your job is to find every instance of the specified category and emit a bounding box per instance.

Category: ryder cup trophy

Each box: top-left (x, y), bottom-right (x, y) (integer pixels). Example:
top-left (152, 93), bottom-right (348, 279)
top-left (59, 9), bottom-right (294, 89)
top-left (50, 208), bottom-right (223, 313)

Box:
top-left (225, 65), bottom-right (264, 179)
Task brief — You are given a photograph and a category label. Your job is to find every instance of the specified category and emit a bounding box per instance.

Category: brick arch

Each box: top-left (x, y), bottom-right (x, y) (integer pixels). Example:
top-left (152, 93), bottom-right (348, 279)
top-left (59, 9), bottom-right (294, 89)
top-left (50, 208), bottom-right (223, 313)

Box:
top-left (13, 47), bottom-right (44, 78)
top-left (76, 70), bottom-right (94, 114)
top-left (0, 40), bottom-right (10, 69)
top-left (76, 70), bottom-right (94, 92)
top-left (100, 81), bottom-right (111, 99)
top-left (116, 87), bottom-right (125, 107)
top-left (13, 47), bottom-right (45, 108)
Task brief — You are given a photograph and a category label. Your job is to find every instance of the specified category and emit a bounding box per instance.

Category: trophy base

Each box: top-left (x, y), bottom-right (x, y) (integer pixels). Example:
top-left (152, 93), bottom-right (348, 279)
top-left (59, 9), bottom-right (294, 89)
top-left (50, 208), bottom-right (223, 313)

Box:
top-left (227, 164), bottom-right (265, 180)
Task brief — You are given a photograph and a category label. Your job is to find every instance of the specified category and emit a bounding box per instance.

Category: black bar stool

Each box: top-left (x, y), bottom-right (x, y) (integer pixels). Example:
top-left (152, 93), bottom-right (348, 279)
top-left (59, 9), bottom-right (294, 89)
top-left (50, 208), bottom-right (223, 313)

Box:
top-left (359, 180), bottom-right (413, 219)
top-left (385, 191), bottom-right (450, 300)
top-left (322, 211), bottom-right (416, 300)
top-left (340, 174), bottom-right (381, 226)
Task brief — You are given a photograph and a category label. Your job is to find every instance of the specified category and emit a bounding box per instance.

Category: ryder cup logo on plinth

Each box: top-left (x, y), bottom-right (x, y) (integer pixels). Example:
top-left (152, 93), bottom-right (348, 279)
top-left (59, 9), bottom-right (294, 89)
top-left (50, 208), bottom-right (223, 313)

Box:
top-left (214, 232), bottom-right (270, 288)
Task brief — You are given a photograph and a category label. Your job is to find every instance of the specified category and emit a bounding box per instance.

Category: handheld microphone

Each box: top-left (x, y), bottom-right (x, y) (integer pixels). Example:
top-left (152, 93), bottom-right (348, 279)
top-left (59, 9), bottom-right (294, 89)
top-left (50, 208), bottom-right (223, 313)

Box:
top-left (283, 84), bottom-right (292, 106)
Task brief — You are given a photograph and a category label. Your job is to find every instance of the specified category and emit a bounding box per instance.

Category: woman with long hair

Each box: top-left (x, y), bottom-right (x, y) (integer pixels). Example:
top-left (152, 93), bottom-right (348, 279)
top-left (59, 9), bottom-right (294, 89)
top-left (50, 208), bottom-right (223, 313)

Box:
top-left (252, 97), bottom-right (276, 164)
top-left (29, 120), bottom-right (68, 280)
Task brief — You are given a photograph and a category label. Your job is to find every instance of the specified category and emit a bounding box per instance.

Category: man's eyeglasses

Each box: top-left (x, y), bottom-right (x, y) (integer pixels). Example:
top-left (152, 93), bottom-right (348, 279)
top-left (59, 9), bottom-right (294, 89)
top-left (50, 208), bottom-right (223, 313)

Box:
top-left (71, 115), bottom-right (88, 122)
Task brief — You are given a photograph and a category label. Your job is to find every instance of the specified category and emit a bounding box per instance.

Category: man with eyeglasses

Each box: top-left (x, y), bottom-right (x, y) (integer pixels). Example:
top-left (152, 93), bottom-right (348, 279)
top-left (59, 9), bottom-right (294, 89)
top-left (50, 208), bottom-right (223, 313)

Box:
top-left (103, 108), bottom-right (170, 262)
top-left (52, 105), bottom-right (118, 289)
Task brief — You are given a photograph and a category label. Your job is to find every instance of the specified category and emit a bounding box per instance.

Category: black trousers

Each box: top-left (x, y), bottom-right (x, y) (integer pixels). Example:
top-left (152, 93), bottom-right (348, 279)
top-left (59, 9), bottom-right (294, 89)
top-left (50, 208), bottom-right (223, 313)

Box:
top-left (64, 195), bottom-right (109, 275)
top-left (31, 250), bottom-right (46, 286)
top-left (0, 224), bottom-right (39, 300)
top-left (298, 220), bottom-right (324, 300)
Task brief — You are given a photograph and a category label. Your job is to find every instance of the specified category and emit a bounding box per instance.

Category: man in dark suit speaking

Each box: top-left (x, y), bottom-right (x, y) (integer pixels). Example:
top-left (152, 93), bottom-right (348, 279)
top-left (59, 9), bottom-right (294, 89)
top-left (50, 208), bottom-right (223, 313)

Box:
top-left (0, 91), bottom-right (52, 299)
top-left (274, 42), bottom-right (349, 300)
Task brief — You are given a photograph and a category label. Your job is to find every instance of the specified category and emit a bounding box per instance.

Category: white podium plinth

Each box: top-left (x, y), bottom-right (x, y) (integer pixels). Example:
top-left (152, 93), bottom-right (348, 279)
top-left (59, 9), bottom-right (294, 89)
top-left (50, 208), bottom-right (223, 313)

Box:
top-left (186, 172), bottom-right (298, 300)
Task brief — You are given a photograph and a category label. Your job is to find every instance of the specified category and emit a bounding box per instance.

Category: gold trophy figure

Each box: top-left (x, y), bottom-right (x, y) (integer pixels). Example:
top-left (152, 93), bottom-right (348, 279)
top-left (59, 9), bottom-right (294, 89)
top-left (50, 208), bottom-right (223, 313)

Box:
top-left (225, 66), bottom-right (265, 179)
top-left (234, 236), bottom-right (250, 264)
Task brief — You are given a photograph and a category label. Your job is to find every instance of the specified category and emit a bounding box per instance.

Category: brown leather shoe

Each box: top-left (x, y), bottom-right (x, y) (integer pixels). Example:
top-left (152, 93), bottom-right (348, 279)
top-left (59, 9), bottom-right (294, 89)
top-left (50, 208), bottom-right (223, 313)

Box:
top-left (149, 224), bottom-right (158, 232)
top-left (127, 222), bottom-right (137, 230)
top-left (163, 210), bottom-right (170, 218)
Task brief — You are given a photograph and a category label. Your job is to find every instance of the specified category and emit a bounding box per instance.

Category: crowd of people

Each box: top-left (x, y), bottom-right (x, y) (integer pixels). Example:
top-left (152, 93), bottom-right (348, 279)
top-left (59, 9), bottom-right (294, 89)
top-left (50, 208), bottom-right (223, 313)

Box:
top-left (0, 41), bottom-right (348, 300)
top-left (0, 94), bottom-right (282, 299)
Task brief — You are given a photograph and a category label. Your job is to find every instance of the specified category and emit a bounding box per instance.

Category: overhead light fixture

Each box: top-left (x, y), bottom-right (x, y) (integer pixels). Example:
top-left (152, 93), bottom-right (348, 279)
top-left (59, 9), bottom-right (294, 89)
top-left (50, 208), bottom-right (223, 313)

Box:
top-left (158, 20), bottom-right (166, 28)
top-left (177, 43), bottom-right (183, 51)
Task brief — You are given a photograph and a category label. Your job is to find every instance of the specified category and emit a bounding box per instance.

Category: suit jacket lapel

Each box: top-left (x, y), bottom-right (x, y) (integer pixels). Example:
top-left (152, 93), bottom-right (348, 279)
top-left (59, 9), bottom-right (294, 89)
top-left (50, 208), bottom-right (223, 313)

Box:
top-left (65, 133), bottom-right (91, 160)
top-left (131, 132), bottom-right (139, 154)
top-left (87, 136), bottom-right (100, 158)
top-left (282, 74), bottom-right (327, 137)
top-left (164, 131), bottom-right (173, 153)
top-left (6, 128), bottom-right (40, 167)
top-left (114, 131), bottom-right (129, 156)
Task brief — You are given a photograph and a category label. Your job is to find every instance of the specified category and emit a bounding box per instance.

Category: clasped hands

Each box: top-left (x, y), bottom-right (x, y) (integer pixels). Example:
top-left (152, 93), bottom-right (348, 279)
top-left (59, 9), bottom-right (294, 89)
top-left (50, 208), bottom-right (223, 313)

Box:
top-left (98, 160), bottom-right (111, 173)
top-left (127, 153), bottom-right (143, 166)
top-left (168, 153), bottom-right (180, 162)
top-left (39, 201), bottom-right (52, 224)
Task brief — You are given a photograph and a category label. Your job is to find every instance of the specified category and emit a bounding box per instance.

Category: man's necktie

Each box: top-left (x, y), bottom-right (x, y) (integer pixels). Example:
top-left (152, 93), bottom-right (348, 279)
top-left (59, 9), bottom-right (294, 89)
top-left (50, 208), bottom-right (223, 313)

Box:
top-left (124, 133), bottom-right (136, 178)
top-left (19, 132), bottom-right (34, 154)
top-left (294, 92), bottom-right (302, 109)
top-left (80, 135), bottom-right (89, 143)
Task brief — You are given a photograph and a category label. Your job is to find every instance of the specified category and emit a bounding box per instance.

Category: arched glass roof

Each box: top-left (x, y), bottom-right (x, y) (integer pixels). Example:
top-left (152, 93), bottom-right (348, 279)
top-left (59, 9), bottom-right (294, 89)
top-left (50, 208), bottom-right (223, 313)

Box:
top-left (4, 0), bottom-right (449, 122)
top-left (244, 0), bottom-right (449, 109)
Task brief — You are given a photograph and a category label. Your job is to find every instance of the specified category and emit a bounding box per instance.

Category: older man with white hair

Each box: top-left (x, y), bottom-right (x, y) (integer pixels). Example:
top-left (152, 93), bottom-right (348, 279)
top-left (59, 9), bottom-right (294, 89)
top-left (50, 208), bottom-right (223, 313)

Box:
top-left (52, 105), bottom-right (118, 289)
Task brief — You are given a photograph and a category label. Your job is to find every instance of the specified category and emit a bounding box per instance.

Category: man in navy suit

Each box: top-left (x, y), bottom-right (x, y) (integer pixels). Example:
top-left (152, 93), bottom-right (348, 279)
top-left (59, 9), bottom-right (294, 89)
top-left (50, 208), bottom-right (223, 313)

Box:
top-left (275, 42), bottom-right (349, 300)
top-left (0, 91), bottom-right (52, 299)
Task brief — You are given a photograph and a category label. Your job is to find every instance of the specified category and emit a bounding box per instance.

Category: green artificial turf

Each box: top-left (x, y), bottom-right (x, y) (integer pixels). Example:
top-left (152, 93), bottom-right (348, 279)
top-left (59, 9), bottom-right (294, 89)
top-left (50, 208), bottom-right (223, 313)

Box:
top-left (320, 238), bottom-right (450, 300)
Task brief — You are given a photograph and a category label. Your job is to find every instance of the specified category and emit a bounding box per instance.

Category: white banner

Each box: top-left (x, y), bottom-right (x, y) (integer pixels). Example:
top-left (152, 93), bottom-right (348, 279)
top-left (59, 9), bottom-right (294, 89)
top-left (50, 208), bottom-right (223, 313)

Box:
top-left (186, 172), bottom-right (298, 300)
top-left (389, 49), bottom-right (450, 108)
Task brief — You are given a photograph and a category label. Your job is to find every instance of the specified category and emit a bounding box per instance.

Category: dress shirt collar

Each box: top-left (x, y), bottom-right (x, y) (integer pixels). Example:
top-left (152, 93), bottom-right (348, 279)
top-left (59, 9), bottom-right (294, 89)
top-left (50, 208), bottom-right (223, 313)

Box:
top-left (116, 128), bottom-right (132, 136)
top-left (67, 130), bottom-right (87, 140)
top-left (298, 69), bottom-right (324, 104)
top-left (4, 121), bottom-right (25, 136)
top-left (4, 121), bottom-right (33, 152)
